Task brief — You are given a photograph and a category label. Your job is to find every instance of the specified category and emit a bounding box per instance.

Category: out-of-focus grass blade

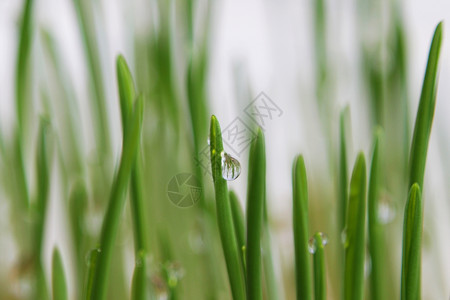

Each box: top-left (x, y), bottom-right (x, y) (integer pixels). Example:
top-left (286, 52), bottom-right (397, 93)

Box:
top-left (408, 22), bottom-right (443, 189)
top-left (292, 155), bottom-right (312, 300)
top-left (15, 0), bottom-right (34, 135)
top-left (246, 129), bottom-right (265, 300)
top-left (14, 0), bottom-right (35, 211)
top-left (131, 251), bottom-right (148, 300)
top-left (116, 55), bottom-right (148, 253)
top-left (117, 55), bottom-right (135, 129)
top-left (367, 129), bottom-right (385, 300)
top-left (88, 97), bottom-right (144, 300)
top-left (229, 190), bottom-right (246, 271)
top-left (312, 233), bottom-right (326, 300)
top-left (209, 115), bottom-right (246, 300)
top-left (339, 106), bottom-right (350, 232)
top-left (52, 248), bottom-right (68, 300)
top-left (72, 0), bottom-right (110, 155)
top-left (401, 184), bottom-right (422, 300)
top-left (34, 117), bottom-right (52, 257)
top-left (343, 153), bottom-right (366, 300)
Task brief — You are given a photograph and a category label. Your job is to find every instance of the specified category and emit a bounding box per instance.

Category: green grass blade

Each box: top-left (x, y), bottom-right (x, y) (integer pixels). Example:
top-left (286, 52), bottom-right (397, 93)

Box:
top-left (131, 251), bottom-right (147, 300)
top-left (230, 190), bottom-right (246, 271)
top-left (312, 233), bottom-right (326, 300)
top-left (84, 248), bottom-right (101, 299)
top-left (408, 22), bottom-right (443, 189)
top-left (117, 55), bottom-right (135, 129)
top-left (339, 106), bottom-right (350, 232)
top-left (343, 153), bottom-right (366, 300)
top-left (292, 155), bottom-right (312, 300)
top-left (367, 130), bottom-right (385, 300)
top-left (15, 0), bottom-right (34, 136)
top-left (88, 97), bottom-right (144, 300)
top-left (34, 117), bottom-right (51, 257)
top-left (262, 195), bottom-right (279, 299)
top-left (401, 184), bottom-right (423, 300)
top-left (72, 0), bottom-right (110, 155)
top-left (209, 115), bottom-right (246, 300)
top-left (116, 55), bottom-right (148, 253)
top-left (246, 129), bottom-right (265, 300)
top-left (52, 248), bottom-right (68, 300)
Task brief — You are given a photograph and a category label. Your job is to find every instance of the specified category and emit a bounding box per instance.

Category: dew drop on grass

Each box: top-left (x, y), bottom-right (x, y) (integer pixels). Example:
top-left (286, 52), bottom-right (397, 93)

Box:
top-left (207, 135), bottom-right (210, 145)
top-left (308, 232), bottom-right (328, 254)
top-left (221, 151), bottom-right (241, 181)
top-left (85, 248), bottom-right (101, 267)
top-left (341, 228), bottom-right (348, 248)
top-left (377, 193), bottom-right (396, 224)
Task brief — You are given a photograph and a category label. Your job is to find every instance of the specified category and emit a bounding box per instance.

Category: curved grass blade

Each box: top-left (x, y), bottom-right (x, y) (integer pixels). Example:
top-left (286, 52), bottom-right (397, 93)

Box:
top-left (52, 248), bottom-right (68, 300)
top-left (116, 55), bottom-right (148, 253)
top-left (209, 115), bottom-right (246, 300)
top-left (343, 153), bottom-right (366, 300)
top-left (292, 155), bottom-right (312, 300)
top-left (367, 129), bottom-right (385, 300)
top-left (88, 97), bottom-right (144, 300)
top-left (246, 129), bottom-right (265, 300)
top-left (408, 22), bottom-right (443, 189)
top-left (401, 184), bottom-right (422, 300)
top-left (230, 190), bottom-right (246, 272)
top-left (312, 233), bottom-right (326, 300)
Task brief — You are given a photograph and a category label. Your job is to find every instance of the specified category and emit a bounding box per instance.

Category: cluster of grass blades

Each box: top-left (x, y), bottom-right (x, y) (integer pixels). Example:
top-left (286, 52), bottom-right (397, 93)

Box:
top-left (209, 21), bottom-right (443, 299)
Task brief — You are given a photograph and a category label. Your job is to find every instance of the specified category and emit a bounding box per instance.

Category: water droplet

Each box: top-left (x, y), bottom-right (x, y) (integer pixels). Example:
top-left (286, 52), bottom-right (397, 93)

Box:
top-left (308, 232), bottom-right (328, 254)
top-left (341, 228), bottom-right (348, 248)
top-left (207, 135), bottom-right (210, 145)
top-left (221, 152), bottom-right (241, 181)
top-left (377, 193), bottom-right (396, 224)
top-left (188, 229), bottom-right (205, 254)
top-left (85, 248), bottom-right (101, 267)
top-left (164, 261), bottom-right (185, 289)
top-left (308, 238), bottom-right (317, 254)
top-left (364, 254), bottom-right (372, 278)
top-left (151, 275), bottom-right (168, 299)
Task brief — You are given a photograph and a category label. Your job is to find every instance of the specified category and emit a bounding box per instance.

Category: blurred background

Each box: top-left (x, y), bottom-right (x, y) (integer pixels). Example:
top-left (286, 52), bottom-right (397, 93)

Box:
top-left (0, 0), bottom-right (450, 299)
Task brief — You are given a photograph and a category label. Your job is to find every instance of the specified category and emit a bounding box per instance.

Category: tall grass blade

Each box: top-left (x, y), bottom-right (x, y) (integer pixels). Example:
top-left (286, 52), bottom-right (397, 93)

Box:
top-left (72, 0), bottom-right (110, 156)
top-left (339, 106), bottom-right (350, 232)
top-left (52, 248), bottom-right (68, 300)
top-left (116, 55), bottom-right (148, 253)
top-left (262, 195), bottom-right (280, 299)
top-left (209, 115), bottom-right (246, 300)
top-left (408, 22), bottom-right (443, 189)
top-left (246, 129), bottom-right (265, 300)
top-left (343, 153), bottom-right (366, 300)
top-left (367, 130), bottom-right (385, 300)
top-left (312, 233), bottom-right (326, 300)
top-left (229, 190), bottom-right (246, 271)
top-left (401, 184), bottom-right (422, 300)
top-left (88, 97), bottom-right (144, 300)
top-left (292, 155), bottom-right (312, 300)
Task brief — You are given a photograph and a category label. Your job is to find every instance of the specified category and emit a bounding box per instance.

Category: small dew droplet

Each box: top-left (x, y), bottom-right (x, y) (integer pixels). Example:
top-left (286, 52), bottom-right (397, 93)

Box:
top-left (377, 194), bottom-right (396, 224)
top-left (207, 135), bottom-right (210, 146)
top-left (308, 237), bottom-right (316, 254)
top-left (85, 248), bottom-right (101, 267)
top-left (341, 228), bottom-right (348, 248)
top-left (221, 152), bottom-right (241, 181)
top-left (308, 232), bottom-right (329, 254)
